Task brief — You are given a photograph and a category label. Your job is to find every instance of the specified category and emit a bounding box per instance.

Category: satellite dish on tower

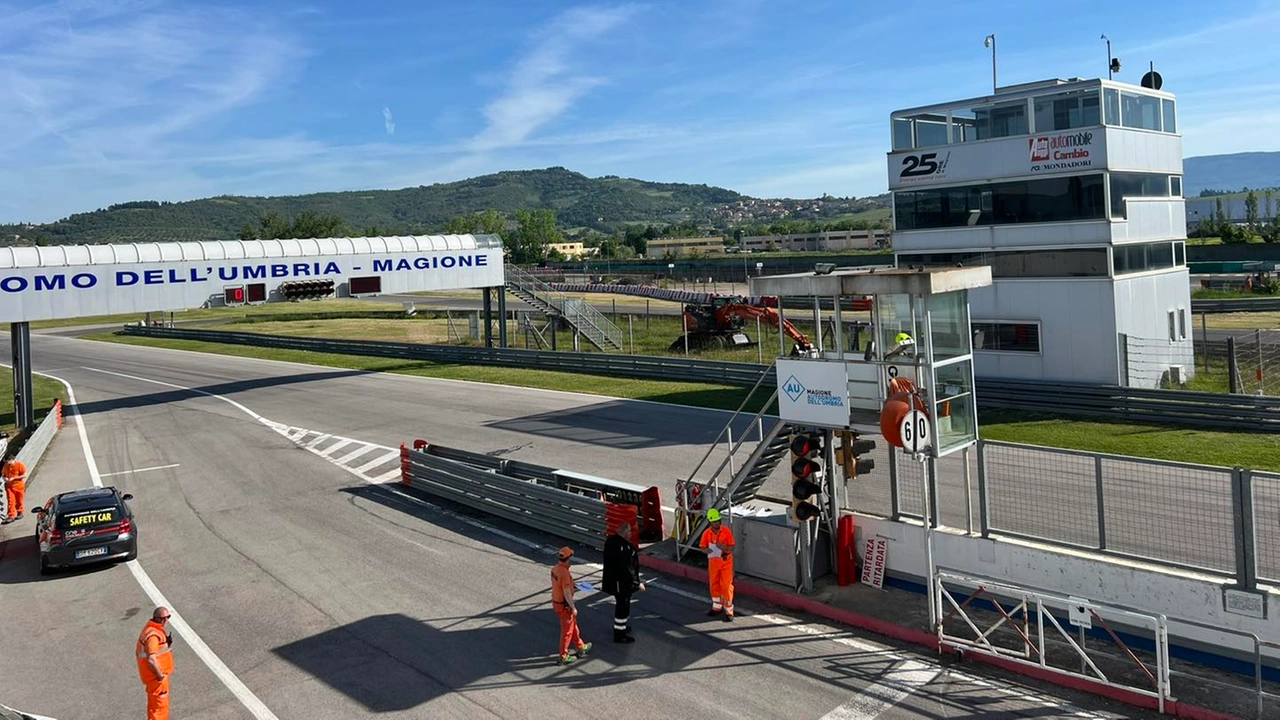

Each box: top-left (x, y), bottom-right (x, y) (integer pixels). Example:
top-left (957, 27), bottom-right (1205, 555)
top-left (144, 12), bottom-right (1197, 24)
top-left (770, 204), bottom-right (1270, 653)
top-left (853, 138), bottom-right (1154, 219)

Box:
top-left (1141, 70), bottom-right (1163, 90)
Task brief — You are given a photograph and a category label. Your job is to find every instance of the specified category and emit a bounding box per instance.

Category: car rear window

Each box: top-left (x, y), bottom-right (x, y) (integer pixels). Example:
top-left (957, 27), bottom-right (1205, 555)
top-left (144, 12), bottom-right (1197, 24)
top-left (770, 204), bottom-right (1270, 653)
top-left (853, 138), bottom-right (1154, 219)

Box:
top-left (56, 504), bottom-right (122, 530)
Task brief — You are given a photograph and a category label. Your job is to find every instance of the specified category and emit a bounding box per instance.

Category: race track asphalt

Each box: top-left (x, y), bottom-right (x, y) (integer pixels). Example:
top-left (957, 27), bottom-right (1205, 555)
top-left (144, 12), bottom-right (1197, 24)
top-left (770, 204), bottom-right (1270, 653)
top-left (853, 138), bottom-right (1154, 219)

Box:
top-left (0, 335), bottom-right (1155, 719)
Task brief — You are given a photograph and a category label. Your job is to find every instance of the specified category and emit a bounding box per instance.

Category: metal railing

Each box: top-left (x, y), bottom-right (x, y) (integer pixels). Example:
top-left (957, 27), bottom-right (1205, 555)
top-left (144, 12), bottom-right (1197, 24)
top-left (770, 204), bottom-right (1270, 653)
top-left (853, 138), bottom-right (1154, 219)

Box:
top-left (505, 264), bottom-right (623, 350)
top-left (118, 325), bottom-right (1280, 431)
top-left (935, 568), bottom-right (1172, 713)
top-left (1192, 298), bottom-right (1280, 313)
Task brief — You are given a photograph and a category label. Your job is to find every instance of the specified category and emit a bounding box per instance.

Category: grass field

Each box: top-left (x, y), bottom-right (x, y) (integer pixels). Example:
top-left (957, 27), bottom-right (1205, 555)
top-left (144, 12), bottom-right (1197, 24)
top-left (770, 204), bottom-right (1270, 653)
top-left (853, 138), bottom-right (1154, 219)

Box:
top-left (0, 374), bottom-right (66, 436)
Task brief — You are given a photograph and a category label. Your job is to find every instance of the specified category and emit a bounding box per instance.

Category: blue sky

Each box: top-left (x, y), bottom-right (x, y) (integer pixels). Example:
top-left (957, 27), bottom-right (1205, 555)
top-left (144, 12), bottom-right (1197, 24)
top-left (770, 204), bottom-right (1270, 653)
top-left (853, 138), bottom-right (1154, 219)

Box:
top-left (3, 0), bottom-right (1278, 223)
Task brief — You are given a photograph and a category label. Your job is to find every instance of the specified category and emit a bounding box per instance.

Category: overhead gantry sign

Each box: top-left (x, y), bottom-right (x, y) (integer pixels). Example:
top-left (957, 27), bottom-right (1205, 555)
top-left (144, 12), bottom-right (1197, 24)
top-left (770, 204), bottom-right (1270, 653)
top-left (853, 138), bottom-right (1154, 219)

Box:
top-left (0, 234), bottom-right (505, 324)
top-left (2, 234), bottom-right (507, 428)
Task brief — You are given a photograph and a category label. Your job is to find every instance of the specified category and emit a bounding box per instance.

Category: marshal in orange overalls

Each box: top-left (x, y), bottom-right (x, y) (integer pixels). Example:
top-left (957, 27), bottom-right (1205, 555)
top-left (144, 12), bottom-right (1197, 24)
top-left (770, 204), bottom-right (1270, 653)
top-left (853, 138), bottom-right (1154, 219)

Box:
top-left (136, 614), bottom-right (174, 720)
top-left (699, 509), bottom-right (735, 621)
top-left (3, 458), bottom-right (26, 521)
top-left (550, 546), bottom-right (591, 664)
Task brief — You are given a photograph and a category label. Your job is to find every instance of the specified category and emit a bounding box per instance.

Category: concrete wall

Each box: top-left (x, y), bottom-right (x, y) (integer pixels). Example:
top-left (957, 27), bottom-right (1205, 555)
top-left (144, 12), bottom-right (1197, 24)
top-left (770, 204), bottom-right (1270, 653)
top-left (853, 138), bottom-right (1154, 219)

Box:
top-left (971, 278), bottom-right (1121, 384)
top-left (1113, 270), bottom-right (1195, 387)
top-left (854, 513), bottom-right (1280, 661)
top-left (1113, 199), bottom-right (1187, 242)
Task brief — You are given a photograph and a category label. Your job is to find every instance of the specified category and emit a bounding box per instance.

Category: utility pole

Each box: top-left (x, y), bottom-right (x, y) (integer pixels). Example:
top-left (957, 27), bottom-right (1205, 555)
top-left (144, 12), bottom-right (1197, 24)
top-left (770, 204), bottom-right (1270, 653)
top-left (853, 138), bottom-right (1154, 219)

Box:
top-left (1101, 33), bottom-right (1114, 79)
top-left (983, 34), bottom-right (997, 93)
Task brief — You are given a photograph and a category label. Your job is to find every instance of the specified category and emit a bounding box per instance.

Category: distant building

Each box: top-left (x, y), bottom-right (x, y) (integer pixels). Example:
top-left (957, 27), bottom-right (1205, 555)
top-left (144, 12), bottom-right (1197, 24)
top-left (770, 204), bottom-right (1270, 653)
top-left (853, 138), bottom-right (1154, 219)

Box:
top-left (547, 242), bottom-right (593, 259)
top-left (1185, 194), bottom-right (1276, 231)
top-left (645, 236), bottom-right (726, 258)
top-left (739, 229), bottom-right (889, 253)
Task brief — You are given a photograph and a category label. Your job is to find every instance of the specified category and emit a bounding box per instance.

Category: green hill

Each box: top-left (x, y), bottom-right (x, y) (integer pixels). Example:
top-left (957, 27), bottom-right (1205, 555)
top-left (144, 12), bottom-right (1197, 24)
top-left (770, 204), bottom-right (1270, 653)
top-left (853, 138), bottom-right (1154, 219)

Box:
top-left (0, 167), bottom-right (889, 246)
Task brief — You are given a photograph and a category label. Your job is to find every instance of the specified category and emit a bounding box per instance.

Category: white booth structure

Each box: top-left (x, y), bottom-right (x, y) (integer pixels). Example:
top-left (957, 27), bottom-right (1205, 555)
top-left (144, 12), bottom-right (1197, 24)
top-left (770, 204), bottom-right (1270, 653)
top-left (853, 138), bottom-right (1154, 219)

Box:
top-left (888, 77), bottom-right (1194, 388)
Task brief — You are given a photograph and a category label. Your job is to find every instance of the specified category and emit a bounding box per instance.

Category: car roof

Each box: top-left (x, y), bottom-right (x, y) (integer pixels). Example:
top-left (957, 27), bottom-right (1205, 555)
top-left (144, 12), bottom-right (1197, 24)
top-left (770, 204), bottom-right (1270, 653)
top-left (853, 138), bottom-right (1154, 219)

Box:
top-left (55, 487), bottom-right (121, 509)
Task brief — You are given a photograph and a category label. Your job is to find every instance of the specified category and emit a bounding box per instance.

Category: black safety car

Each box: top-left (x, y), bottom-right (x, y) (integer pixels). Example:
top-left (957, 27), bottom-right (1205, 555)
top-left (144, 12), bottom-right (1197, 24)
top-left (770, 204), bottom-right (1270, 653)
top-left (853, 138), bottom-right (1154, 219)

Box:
top-left (34, 486), bottom-right (137, 575)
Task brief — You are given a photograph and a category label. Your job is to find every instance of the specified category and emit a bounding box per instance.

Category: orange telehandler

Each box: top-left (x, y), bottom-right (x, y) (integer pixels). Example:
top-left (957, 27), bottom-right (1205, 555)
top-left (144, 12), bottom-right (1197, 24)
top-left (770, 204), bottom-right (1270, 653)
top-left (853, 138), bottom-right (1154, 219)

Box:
top-left (671, 296), bottom-right (817, 354)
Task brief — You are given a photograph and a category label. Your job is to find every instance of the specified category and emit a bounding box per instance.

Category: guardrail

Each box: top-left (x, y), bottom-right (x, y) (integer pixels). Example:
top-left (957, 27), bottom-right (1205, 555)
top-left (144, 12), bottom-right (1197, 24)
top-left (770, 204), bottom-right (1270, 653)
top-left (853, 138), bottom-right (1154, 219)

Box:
top-left (1192, 298), bottom-right (1280, 313)
top-left (401, 442), bottom-right (609, 549)
top-left (15, 400), bottom-right (63, 470)
top-left (118, 326), bottom-right (1280, 430)
top-left (119, 325), bottom-right (771, 386)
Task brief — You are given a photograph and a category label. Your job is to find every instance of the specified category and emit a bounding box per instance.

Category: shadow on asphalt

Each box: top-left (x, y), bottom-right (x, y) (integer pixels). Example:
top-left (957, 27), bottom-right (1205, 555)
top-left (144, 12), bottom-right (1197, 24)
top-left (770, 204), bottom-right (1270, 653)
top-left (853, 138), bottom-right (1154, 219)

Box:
top-left (65, 369), bottom-right (373, 417)
top-left (485, 399), bottom-right (762, 449)
top-left (313, 483), bottom-right (1026, 716)
top-left (0, 532), bottom-right (126, 585)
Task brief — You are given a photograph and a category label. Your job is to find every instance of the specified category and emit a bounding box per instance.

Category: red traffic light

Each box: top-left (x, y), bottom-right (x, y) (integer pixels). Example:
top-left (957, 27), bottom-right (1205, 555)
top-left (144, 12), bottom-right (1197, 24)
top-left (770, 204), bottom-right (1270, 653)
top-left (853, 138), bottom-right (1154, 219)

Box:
top-left (792, 457), bottom-right (821, 479)
top-left (790, 433), bottom-right (822, 457)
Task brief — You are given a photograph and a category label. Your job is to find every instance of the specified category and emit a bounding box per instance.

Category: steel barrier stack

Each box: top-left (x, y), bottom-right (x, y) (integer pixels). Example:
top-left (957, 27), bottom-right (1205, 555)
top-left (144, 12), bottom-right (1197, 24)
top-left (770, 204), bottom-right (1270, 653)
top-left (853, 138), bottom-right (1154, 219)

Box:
top-left (401, 440), bottom-right (664, 548)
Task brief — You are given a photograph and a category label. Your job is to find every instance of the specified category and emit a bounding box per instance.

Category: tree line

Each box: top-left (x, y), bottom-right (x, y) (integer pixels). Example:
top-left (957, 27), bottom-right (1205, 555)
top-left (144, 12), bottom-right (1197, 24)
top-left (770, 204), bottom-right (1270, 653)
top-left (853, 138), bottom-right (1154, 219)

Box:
top-left (1197, 190), bottom-right (1280, 243)
top-left (206, 206), bottom-right (892, 264)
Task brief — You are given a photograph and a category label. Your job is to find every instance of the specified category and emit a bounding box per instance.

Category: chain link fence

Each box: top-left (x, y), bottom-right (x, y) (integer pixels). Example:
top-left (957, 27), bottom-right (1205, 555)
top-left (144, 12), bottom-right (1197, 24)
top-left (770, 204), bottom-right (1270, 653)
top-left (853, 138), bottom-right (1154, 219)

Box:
top-left (849, 439), bottom-right (1278, 588)
top-left (1122, 332), bottom-right (1197, 389)
top-left (1252, 472), bottom-right (1280, 585)
top-left (1228, 330), bottom-right (1280, 396)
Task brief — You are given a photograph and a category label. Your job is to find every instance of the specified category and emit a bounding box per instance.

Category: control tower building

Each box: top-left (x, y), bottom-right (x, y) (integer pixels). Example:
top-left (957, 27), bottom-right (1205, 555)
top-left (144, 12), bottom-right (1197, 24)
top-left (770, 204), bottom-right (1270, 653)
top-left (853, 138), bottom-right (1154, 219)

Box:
top-left (888, 77), bottom-right (1193, 387)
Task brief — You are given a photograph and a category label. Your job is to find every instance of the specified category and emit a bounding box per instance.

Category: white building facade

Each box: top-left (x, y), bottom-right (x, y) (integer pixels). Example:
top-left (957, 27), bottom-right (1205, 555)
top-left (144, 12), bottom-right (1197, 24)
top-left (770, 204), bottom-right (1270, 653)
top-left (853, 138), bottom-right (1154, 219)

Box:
top-left (888, 78), bottom-right (1193, 387)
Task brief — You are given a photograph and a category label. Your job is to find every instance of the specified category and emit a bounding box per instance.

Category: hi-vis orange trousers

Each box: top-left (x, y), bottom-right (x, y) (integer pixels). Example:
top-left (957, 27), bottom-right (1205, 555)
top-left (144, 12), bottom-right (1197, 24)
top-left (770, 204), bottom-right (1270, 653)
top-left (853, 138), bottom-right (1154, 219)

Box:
top-left (708, 558), bottom-right (734, 615)
top-left (5, 480), bottom-right (24, 519)
top-left (144, 677), bottom-right (170, 720)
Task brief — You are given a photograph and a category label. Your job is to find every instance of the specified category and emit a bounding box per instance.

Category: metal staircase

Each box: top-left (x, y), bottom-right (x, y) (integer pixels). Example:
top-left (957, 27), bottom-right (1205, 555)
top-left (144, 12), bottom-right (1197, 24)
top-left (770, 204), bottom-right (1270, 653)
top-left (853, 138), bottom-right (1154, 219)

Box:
top-left (505, 265), bottom-right (624, 351)
top-left (675, 363), bottom-right (798, 559)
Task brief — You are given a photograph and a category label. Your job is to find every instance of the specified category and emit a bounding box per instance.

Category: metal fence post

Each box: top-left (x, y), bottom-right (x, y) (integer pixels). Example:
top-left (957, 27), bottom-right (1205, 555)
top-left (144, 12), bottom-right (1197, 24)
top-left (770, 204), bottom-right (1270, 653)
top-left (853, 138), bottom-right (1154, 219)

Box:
top-left (889, 446), bottom-right (901, 521)
top-left (1228, 336), bottom-right (1239, 394)
top-left (927, 457), bottom-right (940, 529)
top-left (1232, 467), bottom-right (1259, 591)
top-left (976, 440), bottom-right (989, 537)
top-left (1095, 455), bottom-right (1107, 550)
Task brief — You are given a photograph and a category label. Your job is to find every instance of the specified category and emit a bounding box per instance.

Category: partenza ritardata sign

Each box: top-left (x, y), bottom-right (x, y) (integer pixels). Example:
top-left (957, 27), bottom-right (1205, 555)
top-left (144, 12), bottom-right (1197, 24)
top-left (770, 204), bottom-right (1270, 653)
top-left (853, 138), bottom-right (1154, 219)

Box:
top-left (0, 236), bottom-right (506, 323)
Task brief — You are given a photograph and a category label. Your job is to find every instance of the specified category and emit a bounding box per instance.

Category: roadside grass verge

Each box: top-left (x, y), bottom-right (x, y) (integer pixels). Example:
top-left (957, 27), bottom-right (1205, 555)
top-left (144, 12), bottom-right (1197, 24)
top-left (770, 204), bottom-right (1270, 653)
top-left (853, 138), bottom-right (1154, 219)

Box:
top-left (978, 409), bottom-right (1280, 471)
top-left (0, 374), bottom-right (66, 436)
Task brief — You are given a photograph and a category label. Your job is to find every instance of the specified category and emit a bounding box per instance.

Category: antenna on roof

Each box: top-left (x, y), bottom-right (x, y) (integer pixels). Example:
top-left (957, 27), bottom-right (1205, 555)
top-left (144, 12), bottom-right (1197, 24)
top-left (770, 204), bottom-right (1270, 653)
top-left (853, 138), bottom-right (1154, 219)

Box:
top-left (1141, 61), bottom-right (1163, 90)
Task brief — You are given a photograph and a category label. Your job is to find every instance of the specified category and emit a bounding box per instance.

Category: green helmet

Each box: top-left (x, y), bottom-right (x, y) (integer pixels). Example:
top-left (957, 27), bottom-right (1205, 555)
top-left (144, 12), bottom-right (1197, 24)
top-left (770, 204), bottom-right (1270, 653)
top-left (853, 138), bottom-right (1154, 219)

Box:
top-left (706, 508), bottom-right (721, 522)
top-left (894, 332), bottom-right (913, 345)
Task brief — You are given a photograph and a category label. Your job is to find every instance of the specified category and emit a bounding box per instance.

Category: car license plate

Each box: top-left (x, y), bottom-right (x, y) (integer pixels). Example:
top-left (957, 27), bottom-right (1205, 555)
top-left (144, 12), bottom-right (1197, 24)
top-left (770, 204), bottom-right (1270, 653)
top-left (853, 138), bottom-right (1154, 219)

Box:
top-left (74, 546), bottom-right (108, 559)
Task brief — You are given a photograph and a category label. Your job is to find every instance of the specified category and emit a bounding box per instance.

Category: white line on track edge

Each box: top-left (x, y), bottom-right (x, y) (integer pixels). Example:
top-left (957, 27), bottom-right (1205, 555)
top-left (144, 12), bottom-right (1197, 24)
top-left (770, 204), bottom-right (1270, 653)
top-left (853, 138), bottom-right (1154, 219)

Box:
top-left (36, 368), bottom-right (281, 720)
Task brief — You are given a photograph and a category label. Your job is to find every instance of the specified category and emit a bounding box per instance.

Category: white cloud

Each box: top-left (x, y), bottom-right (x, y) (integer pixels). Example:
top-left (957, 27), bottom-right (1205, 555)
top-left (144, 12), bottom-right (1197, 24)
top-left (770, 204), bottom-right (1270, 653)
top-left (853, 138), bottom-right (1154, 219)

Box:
top-left (468, 4), bottom-right (640, 153)
top-left (383, 106), bottom-right (395, 135)
top-left (0, 2), bottom-right (306, 221)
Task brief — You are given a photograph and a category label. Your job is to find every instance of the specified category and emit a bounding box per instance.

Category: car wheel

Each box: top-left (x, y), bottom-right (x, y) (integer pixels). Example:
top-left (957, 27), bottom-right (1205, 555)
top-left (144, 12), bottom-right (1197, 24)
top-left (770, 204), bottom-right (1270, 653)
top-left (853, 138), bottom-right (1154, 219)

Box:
top-left (39, 555), bottom-right (52, 576)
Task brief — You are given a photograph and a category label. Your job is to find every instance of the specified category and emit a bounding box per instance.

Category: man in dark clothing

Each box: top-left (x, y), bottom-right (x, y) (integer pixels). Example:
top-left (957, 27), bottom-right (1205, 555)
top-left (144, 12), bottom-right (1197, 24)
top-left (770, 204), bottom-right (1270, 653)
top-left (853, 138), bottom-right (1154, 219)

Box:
top-left (602, 522), bottom-right (646, 643)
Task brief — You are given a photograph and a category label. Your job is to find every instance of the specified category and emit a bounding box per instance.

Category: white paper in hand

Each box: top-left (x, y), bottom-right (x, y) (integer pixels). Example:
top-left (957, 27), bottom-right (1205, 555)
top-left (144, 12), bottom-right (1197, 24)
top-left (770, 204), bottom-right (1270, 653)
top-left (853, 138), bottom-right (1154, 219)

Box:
top-left (707, 543), bottom-right (722, 559)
